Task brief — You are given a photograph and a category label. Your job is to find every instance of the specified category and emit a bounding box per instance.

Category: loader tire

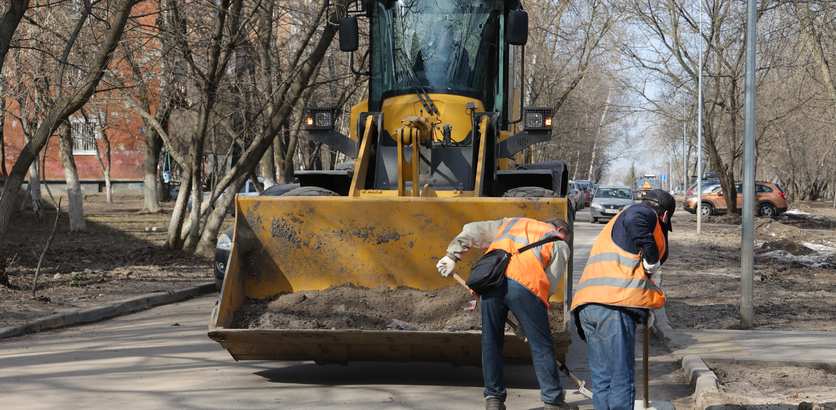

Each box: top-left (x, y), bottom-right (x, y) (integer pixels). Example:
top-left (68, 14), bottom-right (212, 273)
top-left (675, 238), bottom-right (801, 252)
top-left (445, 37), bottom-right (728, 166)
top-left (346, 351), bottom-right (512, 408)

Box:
top-left (502, 186), bottom-right (555, 198)
top-left (281, 186), bottom-right (339, 197)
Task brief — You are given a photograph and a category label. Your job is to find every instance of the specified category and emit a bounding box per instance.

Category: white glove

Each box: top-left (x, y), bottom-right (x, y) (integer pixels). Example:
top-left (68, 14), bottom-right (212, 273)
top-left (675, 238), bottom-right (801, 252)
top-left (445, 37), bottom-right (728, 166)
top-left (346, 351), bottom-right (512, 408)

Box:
top-left (643, 259), bottom-right (661, 276)
top-left (436, 255), bottom-right (456, 277)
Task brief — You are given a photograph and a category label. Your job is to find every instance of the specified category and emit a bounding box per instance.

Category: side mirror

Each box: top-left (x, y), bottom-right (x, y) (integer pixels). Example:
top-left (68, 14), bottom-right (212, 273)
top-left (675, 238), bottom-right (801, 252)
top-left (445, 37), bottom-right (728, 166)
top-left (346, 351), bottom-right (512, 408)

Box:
top-left (339, 16), bottom-right (359, 52)
top-left (507, 9), bottom-right (528, 46)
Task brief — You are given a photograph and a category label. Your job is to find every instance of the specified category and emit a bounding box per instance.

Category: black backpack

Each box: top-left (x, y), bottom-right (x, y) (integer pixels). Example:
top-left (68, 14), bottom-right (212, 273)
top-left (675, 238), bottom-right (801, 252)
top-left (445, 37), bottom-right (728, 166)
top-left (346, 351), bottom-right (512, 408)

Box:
top-left (466, 235), bottom-right (562, 295)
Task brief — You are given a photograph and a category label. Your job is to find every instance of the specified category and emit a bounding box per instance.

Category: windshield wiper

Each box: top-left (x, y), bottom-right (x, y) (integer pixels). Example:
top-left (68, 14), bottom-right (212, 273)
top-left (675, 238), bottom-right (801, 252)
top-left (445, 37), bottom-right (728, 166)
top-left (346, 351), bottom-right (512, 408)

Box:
top-left (395, 48), bottom-right (440, 117)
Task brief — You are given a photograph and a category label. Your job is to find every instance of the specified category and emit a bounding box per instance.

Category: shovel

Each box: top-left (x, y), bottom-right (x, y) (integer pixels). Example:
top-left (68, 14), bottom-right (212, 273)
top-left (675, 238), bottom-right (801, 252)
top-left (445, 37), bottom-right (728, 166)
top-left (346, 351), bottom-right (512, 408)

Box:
top-left (450, 273), bottom-right (594, 399)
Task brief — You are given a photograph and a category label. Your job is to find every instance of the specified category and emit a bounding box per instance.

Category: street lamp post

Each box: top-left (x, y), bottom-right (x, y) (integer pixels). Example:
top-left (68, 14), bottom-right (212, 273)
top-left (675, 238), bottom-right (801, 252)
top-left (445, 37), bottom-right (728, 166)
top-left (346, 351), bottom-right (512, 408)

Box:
top-left (741, 0), bottom-right (758, 329)
top-left (696, 0), bottom-right (704, 234)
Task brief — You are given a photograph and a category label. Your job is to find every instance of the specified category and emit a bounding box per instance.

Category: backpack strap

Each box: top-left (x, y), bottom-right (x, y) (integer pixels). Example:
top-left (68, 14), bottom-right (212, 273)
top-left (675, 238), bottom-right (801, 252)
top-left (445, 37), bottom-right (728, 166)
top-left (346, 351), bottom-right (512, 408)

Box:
top-left (517, 234), bottom-right (562, 253)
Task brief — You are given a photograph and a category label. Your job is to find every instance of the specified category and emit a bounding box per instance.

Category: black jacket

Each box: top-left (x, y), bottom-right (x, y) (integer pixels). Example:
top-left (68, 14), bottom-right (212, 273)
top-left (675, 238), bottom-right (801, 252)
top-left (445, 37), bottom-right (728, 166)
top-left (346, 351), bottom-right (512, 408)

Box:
top-left (575, 203), bottom-right (669, 338)
top-left (611, 203), bottom-right (669, 264)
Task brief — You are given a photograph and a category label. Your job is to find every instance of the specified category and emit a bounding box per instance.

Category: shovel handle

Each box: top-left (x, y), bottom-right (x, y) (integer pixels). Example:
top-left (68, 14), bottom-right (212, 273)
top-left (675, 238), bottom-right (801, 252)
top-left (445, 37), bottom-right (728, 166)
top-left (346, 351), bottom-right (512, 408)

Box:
top-left (451, 272), bottom-right (469, 290)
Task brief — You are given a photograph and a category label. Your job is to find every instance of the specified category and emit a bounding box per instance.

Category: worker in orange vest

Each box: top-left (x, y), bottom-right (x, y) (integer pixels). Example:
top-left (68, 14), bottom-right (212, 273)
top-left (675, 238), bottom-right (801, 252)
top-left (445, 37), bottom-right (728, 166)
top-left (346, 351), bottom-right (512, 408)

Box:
top-left (437, 217), bottom-right (573, 410)
top-left (571, 189), bottom-right (675, 409)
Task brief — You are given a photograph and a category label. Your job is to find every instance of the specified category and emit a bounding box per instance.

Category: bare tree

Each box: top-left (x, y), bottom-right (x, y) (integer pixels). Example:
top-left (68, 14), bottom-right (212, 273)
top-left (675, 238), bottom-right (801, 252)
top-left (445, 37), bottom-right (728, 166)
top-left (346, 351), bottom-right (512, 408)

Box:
top-left (0, 0), bottom-right (141, 242)
top-left (0, 1), bottom-right (30, 179)
top-left (92, 110), bottom-right (113, 203)
top-left (57, 121), bottom-right (85, 231)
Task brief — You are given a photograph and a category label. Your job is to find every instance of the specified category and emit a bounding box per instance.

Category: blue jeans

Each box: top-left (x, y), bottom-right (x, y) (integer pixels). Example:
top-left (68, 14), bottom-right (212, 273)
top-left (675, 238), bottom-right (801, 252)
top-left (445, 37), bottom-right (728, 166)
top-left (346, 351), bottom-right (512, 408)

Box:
top-left (578, 304), bottom-right (637, 410)
top-left (480, 278), bottom-right (564, 404)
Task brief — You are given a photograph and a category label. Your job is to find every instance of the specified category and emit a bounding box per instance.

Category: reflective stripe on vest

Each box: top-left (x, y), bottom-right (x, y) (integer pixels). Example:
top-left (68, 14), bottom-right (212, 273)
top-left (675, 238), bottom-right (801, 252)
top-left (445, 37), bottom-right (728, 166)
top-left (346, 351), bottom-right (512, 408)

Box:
top-left (570, 211), bottom-right (667, 311)
top-left (486, 217), bottom-right (558, 306)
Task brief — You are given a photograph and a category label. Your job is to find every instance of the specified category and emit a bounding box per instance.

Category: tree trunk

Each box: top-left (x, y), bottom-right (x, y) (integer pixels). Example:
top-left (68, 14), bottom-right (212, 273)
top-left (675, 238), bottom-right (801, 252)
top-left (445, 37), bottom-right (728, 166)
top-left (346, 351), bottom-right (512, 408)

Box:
top-left (194, 173), bottom-right (247, 256)
top-left (0, 82), bottom-right (6, 178)
top-left (572, 150), bottom-right (580, 180)
top-left (143, 133), bottom-right (162, 212)
top-left (28, 158), bottom-right (41, 204)
top-left (93, 114), bottom-right (113, 204)
top-left (167, 173), bottom-right (190, 249)
top-left (832, 173), bottom-right (835, 208)
top-left (184, 152), bottom-right (202, 251)
top-left (58, 123), bottom-right (85, 231)
top-left (274, 129), bottom-right (291, 183)
top-left (259, 143), bottom-right (276, 188)
top-left (0, 1), bottom-right (29, 77)
top-left (587, 87), bottom-right (611, 180)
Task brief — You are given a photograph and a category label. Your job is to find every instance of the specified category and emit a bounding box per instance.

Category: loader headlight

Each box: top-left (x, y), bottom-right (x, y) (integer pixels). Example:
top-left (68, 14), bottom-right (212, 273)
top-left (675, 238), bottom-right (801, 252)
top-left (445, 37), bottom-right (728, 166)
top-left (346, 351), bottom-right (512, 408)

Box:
top-left (217, 232), bottom-right (232, 251)
top-left (523, 107), bottom-right (554, 131)
top-left (303, 107), bottom-right (336, 130)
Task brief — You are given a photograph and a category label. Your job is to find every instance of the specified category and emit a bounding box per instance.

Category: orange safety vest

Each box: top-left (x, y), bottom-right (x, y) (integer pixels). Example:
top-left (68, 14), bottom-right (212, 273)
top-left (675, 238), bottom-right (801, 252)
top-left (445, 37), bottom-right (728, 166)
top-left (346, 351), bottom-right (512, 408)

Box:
top-left (485, 217), bottom-right (560, 306)
top-left (571, 211), bottom-right (667, 311)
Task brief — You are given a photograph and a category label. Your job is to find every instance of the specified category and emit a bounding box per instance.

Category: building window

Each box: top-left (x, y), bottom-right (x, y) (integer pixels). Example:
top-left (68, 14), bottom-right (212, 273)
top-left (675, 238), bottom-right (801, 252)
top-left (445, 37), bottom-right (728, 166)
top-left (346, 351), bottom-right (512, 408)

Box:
top-left (70, 116), bottom-right (100, 155)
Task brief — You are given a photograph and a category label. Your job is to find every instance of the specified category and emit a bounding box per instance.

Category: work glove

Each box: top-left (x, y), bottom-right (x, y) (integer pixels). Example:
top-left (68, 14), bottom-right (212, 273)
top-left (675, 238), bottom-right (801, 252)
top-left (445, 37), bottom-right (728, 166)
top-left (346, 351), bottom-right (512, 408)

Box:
top-left (436, 255), bottom-right (456, 277)
top-left (642, 259), bottom-right (661, 276)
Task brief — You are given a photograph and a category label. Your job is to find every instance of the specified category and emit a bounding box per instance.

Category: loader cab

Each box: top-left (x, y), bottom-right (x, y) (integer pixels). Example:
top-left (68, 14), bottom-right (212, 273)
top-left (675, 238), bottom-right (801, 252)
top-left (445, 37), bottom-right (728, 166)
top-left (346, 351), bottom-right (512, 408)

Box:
top-left (368, 0), bottom-right (505, 119)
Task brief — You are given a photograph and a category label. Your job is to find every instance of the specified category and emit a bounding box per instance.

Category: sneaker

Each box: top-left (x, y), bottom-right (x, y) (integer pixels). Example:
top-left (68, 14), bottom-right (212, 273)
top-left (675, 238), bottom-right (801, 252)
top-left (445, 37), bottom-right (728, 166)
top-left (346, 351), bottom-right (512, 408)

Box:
top-left (485, 397), bottom-right (506, 410)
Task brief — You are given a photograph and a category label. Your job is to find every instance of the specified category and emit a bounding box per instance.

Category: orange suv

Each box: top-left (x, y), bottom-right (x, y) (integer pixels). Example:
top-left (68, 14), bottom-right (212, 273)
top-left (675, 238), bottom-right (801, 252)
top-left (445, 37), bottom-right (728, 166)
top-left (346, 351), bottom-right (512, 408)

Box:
top-left (684, 181), bottom-right (788, 217)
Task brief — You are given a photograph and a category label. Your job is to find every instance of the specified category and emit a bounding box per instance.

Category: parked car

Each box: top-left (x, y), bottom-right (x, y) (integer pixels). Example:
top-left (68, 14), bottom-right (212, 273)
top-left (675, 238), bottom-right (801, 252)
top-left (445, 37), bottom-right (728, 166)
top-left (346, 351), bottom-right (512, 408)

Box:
top-left (685, 179), bottom-right (720, 197)
top-left (213, 182), bottom-right (300, 289)
top-left (574, 179), bottom-right (595, 207)
top-left (684, 181), bottom-right (787, 217)
top-left (590, 186), bottom-right (634, 223)
top-left (568, 181), bottom-right (584, 211)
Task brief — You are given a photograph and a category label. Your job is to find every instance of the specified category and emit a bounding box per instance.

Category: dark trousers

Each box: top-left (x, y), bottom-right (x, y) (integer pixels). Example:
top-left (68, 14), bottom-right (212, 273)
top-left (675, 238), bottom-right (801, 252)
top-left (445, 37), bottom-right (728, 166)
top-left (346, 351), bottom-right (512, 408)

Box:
top-left (480, 278), bottom-right (564, 404)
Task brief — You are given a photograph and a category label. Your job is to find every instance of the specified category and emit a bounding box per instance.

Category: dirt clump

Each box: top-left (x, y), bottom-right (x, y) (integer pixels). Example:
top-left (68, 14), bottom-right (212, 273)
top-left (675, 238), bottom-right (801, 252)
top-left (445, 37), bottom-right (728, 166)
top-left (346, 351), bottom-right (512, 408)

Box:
top-left (232, 284), bottom-right (565, 332)
top-left (757, 218), bottom-right (806, 241)
top-left (758, 239), bottom-right (816, 256)
top-left (702, 361), bottom-right (836, 408)
top-left (706, 213), bottom-right (743, 225)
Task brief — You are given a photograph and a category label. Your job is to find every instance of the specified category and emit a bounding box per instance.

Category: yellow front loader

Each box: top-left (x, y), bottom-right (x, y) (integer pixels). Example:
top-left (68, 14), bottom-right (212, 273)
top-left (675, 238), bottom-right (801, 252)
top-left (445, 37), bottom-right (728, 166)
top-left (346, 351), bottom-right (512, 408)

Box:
top-left (209, 0), bottom-right (574, 365)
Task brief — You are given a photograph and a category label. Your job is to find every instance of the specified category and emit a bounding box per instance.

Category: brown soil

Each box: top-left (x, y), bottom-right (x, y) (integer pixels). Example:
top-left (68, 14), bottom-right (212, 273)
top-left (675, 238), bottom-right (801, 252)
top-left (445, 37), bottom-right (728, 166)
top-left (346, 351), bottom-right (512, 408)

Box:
top-left (0, 194), bottom-right (214, 329)
top-left (232, 284), bottom-right (565, 332)
top-left (701, 361), bottom-right (836, 408)
top-left (663, 206), bottom-right (836, 331)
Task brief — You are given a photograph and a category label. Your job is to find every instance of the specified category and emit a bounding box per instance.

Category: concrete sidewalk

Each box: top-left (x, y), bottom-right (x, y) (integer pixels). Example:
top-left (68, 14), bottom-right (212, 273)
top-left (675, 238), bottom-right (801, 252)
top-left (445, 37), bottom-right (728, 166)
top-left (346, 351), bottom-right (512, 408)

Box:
top-left (667, 329), bottom-right (836, 366)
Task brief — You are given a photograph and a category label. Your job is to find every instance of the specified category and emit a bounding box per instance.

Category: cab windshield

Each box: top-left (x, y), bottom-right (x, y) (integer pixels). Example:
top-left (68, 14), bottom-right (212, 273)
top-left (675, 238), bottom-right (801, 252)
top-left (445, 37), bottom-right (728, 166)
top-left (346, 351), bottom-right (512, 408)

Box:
top-left (372, 0), bottom-right (502, 107)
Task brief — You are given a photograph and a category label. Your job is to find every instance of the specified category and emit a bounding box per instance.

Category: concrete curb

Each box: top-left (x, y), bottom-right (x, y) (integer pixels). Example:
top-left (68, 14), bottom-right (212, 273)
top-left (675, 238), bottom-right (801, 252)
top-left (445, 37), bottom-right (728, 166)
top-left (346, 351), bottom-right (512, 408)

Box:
top-left (0, 282), bottom-right (216, 340)
top-left (682, 355), bottom-right (720, 408)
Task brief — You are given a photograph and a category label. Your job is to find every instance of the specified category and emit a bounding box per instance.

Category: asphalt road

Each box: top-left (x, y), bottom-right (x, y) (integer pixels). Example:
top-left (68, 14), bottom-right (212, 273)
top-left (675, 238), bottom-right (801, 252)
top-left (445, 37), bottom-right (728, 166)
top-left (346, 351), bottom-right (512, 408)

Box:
top-left (0, 212), bottom-right (689, 409)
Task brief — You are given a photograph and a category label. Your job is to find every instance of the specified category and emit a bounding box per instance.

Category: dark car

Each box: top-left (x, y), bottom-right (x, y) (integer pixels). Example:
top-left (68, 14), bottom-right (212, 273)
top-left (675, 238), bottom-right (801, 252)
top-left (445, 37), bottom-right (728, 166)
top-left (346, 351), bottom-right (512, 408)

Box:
top-left (574, 179), bottom-right (595, 207)
top-left (213, 182), bottom-right (300, 289)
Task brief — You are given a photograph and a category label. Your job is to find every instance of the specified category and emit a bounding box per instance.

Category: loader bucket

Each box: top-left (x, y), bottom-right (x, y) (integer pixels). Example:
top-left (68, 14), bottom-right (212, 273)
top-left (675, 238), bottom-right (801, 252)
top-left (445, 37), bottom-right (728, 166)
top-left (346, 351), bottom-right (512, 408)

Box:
top-left (209, 195), bottom-right (571, 365)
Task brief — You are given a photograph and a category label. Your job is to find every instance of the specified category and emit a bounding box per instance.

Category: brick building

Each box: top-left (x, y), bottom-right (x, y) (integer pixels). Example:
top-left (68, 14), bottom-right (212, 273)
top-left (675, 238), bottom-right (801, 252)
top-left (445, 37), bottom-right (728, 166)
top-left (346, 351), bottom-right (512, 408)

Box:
top-left (2, 101), bottom-right (147, 191)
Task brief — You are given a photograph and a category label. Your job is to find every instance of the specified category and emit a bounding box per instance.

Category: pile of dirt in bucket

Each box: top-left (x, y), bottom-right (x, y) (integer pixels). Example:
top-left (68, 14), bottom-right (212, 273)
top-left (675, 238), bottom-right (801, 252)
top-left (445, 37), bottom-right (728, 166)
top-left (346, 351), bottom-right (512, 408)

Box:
top-left (232, 284), bottom-right (565, 332)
